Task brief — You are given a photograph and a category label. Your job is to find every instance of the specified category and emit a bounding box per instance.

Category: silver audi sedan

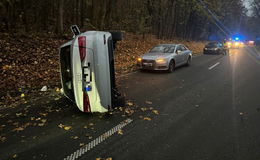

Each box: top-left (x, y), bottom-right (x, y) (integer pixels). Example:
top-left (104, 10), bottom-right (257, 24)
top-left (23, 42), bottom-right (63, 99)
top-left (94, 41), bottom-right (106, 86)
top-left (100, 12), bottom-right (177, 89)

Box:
top-left (137, 44), bottom-right (192, 72)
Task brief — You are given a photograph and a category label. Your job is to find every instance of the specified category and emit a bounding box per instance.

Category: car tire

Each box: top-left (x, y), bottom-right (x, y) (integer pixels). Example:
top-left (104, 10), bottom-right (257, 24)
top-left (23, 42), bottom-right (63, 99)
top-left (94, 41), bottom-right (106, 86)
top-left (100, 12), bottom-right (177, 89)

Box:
top-left (168, 60), bottom-right (175, 73)
top-left (114, 96), bottom-right (125, 108)
top-left (110, 31), bottom-right (123, 41)
top-left (186, 56), bottom-right (191, 66)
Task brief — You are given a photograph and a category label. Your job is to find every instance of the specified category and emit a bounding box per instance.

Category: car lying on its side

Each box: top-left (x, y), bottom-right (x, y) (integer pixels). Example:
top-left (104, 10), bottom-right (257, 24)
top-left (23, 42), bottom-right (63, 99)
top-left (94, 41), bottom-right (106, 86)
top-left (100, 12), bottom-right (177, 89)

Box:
top-left (137, 44), bottom-right (192, 72)
top-left (204, 42), bottom-right (227, 54)
top-left (59, 26), bottom-right (124, 113)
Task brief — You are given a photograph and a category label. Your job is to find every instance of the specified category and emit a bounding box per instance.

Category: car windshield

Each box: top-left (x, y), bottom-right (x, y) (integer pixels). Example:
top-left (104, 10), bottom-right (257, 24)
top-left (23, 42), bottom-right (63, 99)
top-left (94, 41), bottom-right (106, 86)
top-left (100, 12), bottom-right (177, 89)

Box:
top-left (206, 42), bottom-right (218, 48)
top-left (150, 45), bottom-right (175, 53)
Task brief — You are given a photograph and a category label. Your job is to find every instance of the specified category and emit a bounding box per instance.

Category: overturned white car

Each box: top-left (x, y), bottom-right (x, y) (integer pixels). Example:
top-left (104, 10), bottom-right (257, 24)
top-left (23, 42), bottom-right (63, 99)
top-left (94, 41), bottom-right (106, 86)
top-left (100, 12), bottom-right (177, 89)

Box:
top-left (59, 26), bottom-right (124, 113)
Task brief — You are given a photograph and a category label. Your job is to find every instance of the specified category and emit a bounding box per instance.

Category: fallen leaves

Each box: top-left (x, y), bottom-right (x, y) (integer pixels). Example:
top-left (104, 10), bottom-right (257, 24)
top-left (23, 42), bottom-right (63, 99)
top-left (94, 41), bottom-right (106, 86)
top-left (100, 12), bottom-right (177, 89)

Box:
top-left (117, 129), bottom-right (123, 135)
top-left (71, 136), bottom-right (79, 140)
top-left (55, 88), bottom-right (60, 92)
top-left (0, 135), bottom-right (6, 142)
top-left (15, 112), bottom-right (24, 117)
top-left (12, 154), bottom-right (18, 158)
top-left (79, 143), bottom-right (85, 147)
top-left (40, 86), bottom-right (48, 92)
top-left (12, 123), bottom-right (31, 132)
top-left (126, 101), bottom-right (134, 106)
top-left (0, 125), bottom-right (5, 131)
top-left (152, 110), bottom-right (159, 115)
top-left (12, 127), bottom-right (25, 132)
top-left (143, 117), bottom-right (152, 121)
top-left (20, 93), bottom-right (25, 98)
top-left (39, 112), bottom-right (48, 117)
top-left (0, 34), bottom-right (66, 107)
top-left (64, 126), bottom-right (72, 131)
top-left (140, 107), bottom-right (148, 111)
top-left (124, 108), bottom-right (134, 115)
top-left (145, 101), bottom-right (153, 105)
top-left (37, 119), bottom-right (47, 127)
top-left (58, 124), bottom-right (72, 131)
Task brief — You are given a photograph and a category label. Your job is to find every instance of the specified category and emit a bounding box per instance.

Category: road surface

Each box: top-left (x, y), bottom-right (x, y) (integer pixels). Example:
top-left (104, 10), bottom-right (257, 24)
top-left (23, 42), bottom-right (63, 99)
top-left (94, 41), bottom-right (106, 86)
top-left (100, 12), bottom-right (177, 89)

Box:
top-left (0, 47), bottom-right (260, 160)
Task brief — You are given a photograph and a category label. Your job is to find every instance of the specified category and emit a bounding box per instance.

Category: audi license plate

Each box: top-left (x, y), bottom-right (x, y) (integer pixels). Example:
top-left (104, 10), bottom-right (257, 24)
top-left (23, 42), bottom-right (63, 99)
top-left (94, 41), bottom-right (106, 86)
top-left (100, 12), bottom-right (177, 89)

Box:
top-left (143, 63), bottom-right (153, 67)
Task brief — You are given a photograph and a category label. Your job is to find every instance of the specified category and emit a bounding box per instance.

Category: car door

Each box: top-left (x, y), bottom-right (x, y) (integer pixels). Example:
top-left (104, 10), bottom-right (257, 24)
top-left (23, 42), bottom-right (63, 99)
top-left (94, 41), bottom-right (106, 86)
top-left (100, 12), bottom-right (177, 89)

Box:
top-left (174, 45), bottom-right (183, 66)
top-left (179, 45), bottom-right (190, 64)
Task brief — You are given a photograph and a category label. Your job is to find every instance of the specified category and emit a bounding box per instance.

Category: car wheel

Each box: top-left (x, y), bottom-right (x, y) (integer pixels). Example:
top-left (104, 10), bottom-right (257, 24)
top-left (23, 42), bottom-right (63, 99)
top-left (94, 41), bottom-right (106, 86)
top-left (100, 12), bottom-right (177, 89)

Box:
top-left (168, 60), bottom-right (175, 73)
top-left (186, 56), bottom-right (191, 66)
top-left (110, 31), bottom-right (123, 41)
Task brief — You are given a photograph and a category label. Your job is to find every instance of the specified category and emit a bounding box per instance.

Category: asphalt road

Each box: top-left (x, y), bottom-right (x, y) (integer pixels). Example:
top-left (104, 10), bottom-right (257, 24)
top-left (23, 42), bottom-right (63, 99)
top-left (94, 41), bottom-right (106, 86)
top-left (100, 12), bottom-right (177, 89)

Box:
top-left (0, 47), bottom-right (260, 160)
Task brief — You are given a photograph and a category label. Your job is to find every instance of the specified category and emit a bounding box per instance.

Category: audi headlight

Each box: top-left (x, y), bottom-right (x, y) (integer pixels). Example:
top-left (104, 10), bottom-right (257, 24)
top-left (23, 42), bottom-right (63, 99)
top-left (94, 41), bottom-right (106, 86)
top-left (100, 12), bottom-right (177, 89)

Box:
top-left (156, 58), bottom-right (166, 64)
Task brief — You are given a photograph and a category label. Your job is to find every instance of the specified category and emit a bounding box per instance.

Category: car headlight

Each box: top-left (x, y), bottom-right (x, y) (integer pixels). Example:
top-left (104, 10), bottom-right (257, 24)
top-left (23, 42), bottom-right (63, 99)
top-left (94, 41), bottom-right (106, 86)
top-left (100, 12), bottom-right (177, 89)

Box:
top-left (137, 57), bottom-right (142, 62)
top-left (204, 48), bottom-right (208, 50)
top-left (214, 48), bottom-right (218, 51)
top-left (156, 58), bottom-right (166, 63)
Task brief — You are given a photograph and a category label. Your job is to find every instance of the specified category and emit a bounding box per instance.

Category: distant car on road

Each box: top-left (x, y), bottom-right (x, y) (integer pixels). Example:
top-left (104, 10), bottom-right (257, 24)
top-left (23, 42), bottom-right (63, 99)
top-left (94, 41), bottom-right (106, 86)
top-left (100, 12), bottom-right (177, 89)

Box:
top-left (226, 41), bottom-right (244, 49)
top-left (137, 44), bottom-right (192, 72)
top-left (204, 42), bottom-right (227, 54)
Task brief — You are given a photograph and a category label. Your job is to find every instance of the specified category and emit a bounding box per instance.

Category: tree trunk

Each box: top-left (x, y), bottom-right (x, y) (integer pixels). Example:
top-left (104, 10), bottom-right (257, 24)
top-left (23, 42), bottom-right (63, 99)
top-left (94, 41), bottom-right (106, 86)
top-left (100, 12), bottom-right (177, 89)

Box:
top-left (57, 0), bottom-right (64, 35)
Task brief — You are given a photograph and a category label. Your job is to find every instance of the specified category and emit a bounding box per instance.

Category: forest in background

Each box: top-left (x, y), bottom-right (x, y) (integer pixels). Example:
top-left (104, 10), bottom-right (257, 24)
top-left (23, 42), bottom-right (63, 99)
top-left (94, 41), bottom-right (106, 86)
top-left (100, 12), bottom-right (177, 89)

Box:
top-left (0, 0), bottom-right (259, 40)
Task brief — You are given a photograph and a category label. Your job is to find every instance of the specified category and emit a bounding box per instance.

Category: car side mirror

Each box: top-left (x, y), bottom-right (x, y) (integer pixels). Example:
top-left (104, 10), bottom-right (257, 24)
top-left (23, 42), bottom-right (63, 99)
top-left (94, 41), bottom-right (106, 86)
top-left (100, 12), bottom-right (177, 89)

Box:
top-left (176, 50), bottom-right (181, 54)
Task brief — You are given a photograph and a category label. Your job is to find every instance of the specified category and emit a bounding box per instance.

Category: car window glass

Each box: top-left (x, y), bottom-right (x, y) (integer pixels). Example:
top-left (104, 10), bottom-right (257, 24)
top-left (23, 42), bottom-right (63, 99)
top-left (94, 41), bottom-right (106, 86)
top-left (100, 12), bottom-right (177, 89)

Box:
top-left (176, 46), bottom-right (181, 52)
top-left (169, 46), bottom-right (175, 53)
top-left (181, 45), bottom-right (187, 51)
top-left (150, 45), bottom-right (176, 53)
top-left (206, 42), bottom-right (218, 48)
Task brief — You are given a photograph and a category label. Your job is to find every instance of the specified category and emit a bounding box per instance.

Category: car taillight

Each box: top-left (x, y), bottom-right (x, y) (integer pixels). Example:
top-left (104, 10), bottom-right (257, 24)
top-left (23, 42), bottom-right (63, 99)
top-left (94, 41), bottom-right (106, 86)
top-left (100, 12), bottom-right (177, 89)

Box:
top-left (83, 92), bottom-right (91, 112)
top-left (78, 36), bottom-right (86, 61)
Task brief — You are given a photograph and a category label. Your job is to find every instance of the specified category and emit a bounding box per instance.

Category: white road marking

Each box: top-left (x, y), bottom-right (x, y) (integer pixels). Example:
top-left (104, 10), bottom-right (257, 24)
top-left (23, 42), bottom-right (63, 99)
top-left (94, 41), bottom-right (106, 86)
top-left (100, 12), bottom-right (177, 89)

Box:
top-left (63, 118), bottom-right (133, 160)
top-left (208, 62), bottom-right (220, 70)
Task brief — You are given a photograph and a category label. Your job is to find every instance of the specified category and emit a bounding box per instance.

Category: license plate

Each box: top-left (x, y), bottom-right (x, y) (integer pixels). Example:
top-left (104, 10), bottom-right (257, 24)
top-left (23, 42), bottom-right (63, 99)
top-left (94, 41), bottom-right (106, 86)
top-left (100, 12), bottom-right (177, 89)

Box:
top-left (143, 63), bottom-right (153, 67)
